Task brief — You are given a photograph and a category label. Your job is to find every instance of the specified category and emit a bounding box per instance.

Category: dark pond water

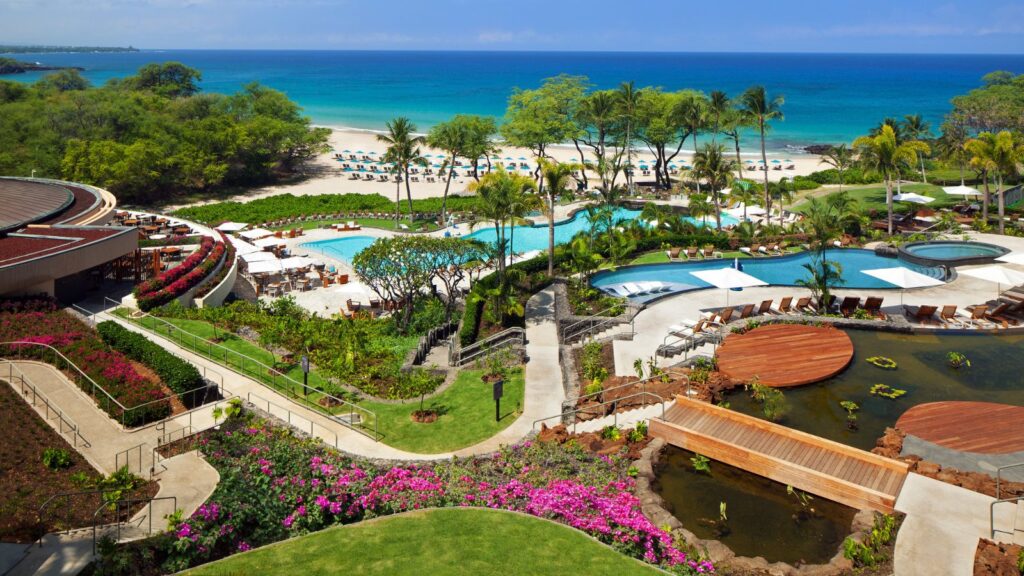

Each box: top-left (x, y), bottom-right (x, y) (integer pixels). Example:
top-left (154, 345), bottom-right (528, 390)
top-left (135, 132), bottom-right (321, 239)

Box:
top-left (655, 446), bottom-right (856, 564)
top-left (726, 330), bottom-right (1024, 450)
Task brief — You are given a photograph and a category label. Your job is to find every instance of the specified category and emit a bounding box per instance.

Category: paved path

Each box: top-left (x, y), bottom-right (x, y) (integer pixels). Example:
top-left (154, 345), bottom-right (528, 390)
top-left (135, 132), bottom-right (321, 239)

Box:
top-left (894, 472), bottom-right (1017, 576)
top-left (94, 285), bottom-right (567, 461)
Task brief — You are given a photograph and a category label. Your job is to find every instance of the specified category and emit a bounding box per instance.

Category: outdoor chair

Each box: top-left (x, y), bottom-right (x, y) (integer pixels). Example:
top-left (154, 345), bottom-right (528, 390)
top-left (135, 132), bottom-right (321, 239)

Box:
top-left (770, 296), bottom-right (793, 314)
top-left (756, 300), bottom-right (773, 315)
top-left (862, 297), bottom-right (886, 319)
top-left (839, 297), bottom-right (861, 317)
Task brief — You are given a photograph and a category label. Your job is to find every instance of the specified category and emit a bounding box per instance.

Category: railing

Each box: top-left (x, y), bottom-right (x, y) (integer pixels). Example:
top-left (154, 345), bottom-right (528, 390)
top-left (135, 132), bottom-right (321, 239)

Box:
top-left (449, 327), bottom-right (526, 366)
top-left (107, 299), bottom-right (379, 441)
top-left (92, 495), bottom-right (178, 553)
top-left (575, 368), bottom-right (688, 407)
top-left (532, 391), bottom-right (668, 433)
top-left (657, 329), bottom-right (723, 358)
top-left (408, 321), bottom-right (457, 366)
top-left (248, 392), bottom-right (341, 449)
top-left (115, 443), bottom-right (146, 477)
top-left (996, 462), bottom-right (1024, 499)
top-left (1, 359), bottom-right (89, 448)
top-left (562, 304), bottom-right (636, 343)
top-left (989, 495), bottom-right (1023, 540)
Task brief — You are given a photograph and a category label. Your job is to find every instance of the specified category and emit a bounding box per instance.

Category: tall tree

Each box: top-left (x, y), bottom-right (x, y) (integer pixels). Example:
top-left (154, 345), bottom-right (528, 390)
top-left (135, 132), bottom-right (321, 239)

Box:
top-left (540, 159), bottom-right (580, 275)
top-left (937, 116), bottom-right (970, 185)
top-left (901, 114), bottom-right (932, 183)
top-left (965, 131), bottom-right (1024, 234)
top-left (708, 90), bottom-right (730, 144)
top-left (853, 124), bottom-right (930, 235)
top-left (720, 107), bottom-right (750, 179)
top-left (634, 88), bottom-right (692, 189)
top-left (468, 169), bottom-right (537, 282)
top-left (691, 143), bottom-right (736, 231)
top-left (675, 93), bottom-right (708, 194)
top-left (573, 89), bottom-right (621, 190)
top-left (427, 115), bottom-right (494, 224)
top-left (818, 144), bottom-right (855, 193)
top-left (377, 117), bottom-right (426, 225)
top-left (738, 86), bottom-right (784, 214)
top-left (615, 81), bottom-right (641, 194)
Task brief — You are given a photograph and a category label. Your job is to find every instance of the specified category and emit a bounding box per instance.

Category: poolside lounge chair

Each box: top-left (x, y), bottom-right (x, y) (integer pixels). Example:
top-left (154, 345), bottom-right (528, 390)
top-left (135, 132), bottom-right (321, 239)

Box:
top-left (736, 304), bottom-right (756, 320)
top-left (668, 247), bottom-right (683, 260)
top-left (958, 305), bottom-right (995, 329)
top-left (794, 296), bottom-right (814, 313)
top-left (984, 302), bottom-right (1018, 327)
top-left (704, 307), bottom-right (734, 326)
top-left (939, 305), bottom-right (962, 327)
top-left (739, 246), bottom-right (753, 255)
top-left (636, 282), bottom-right (662, 294)
top-left (905, 305), bottom-right (939, 325)
top-left (686, 247), bottom-right (698, 260)
top-left (756, 300), bottom-right (773, 315)
top-left (669, 319), bottom-right (708, 339)
top-left (839, 297), bottom-right (861, 317)
top-left (622, 282), bottom-right (648, 296)
top-left (703, 246), bottom-right (722, 259)
top-left (770, 296), bottom-right (793, 314)
top-left (758, 245), bottom-right (770, 255)
top-left (862, 297), bottom-right (886, 319)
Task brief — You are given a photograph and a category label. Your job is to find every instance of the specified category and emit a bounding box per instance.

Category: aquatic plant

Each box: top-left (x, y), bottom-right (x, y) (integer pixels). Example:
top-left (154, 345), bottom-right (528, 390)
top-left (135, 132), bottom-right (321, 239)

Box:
top-left (866, 356), bottom-right (897, 369)
top-left (747, 378), bottom-right (786, 422)
top-left (691, 453), bottom-right (711, 474)
top-left (839, 400), bottom-right (860, 430)
top-left (869, 384), bottom-right (907, 400)
top-left (947, 351), bottom-right (971, 369)
top-left (786, 485), bottom-right (814, 509)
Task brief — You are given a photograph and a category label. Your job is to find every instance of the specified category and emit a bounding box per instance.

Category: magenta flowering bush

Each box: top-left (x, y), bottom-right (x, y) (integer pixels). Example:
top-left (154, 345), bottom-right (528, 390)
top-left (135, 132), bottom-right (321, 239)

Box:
top-left (154, 413), bottom-right (714, 575)
top-left (135, 234), bottom-right (230, 311)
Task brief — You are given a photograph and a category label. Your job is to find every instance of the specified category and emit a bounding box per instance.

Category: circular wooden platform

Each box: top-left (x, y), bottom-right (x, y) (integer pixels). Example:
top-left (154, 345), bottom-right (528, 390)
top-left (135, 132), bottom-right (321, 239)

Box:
top-left (896, 402), bottom-right (1024, 454)
top-left (716, 324), bottom-right (854, 388)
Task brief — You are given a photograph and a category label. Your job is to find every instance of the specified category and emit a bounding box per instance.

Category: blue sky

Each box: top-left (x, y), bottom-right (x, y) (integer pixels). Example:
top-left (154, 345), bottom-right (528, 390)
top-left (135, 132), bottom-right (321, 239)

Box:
top-left (2, 0), bottom-right (1023, 53)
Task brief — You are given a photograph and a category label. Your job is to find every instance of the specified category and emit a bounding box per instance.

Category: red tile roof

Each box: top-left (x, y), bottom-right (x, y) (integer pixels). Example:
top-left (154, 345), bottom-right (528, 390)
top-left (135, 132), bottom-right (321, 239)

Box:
top-left (0, 226), bottom-right (135, 267)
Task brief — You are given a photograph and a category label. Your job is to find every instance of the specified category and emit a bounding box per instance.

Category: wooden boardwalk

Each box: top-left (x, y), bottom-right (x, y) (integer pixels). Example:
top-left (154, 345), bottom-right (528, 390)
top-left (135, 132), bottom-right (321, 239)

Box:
top-left (650, 397), bottom-right (909, 512)
top-left (716, 324), bottom-right (854, 387)
top-left (896, 401), bottom-right (1024, 454)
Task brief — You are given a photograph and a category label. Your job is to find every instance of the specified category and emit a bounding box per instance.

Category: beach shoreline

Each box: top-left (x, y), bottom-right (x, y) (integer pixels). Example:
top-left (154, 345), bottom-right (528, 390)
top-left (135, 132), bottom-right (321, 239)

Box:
top-left (169, 127), bottom-right (825, 210)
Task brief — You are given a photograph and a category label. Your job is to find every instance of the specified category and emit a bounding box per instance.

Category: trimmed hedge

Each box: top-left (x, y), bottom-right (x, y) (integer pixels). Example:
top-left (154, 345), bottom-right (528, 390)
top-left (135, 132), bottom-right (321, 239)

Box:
top-left (97, 321), bottom-right (209, 407)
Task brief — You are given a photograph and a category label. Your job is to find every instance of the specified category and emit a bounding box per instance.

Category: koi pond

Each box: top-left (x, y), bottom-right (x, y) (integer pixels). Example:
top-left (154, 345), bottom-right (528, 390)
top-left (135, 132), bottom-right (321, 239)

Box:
top-left (655, 446), bottom-right (856, 564)
top-left (725, 330), bottom-right (1024, 451)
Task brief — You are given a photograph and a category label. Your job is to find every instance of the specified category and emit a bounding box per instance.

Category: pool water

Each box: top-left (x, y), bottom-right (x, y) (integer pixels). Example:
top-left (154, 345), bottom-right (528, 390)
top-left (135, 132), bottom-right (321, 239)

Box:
top-left (901, 241), bottom-right (1007, 261)
top-left (726, 330), bottom-right (1024, 450)
top-left (462, 207), bottom-right (738, 254)
top-left (591, 249), bottom-right (945, 294)
top-left (302, 235), bottom-right (378, 263)
top-left (655, 446), bottom-right (856, 565)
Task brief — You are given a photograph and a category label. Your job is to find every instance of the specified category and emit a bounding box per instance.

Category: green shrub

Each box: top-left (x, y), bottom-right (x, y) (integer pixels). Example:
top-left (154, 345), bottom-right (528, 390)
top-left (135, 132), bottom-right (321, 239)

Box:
top-left (806, 167), bottom-right (882, 186)
top-left (97, 321), bottom-right (206, 403)
top-left (42, 447), bottom-right (72, 470)
top-left (843, 513), bottom-right (897, 567)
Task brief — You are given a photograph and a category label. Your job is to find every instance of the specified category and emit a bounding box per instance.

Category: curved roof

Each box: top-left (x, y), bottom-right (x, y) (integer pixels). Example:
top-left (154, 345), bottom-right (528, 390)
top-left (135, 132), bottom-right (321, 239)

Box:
top-left (0, 178), bottom-right (108, 234)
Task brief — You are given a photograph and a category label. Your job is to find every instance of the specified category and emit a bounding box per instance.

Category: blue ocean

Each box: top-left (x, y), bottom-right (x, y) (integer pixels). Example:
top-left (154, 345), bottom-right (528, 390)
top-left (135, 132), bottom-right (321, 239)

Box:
top-left (6, 50), bottom-right (1024, 149)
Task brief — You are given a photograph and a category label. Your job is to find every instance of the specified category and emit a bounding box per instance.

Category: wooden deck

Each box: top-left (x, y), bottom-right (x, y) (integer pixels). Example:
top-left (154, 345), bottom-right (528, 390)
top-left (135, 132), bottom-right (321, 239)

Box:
top-left (650, 397), bottom-right (909, 512)
top-left (716, 324), bottom-right (854, 387)
top-left (896, 401), bottom-right (1024, 454)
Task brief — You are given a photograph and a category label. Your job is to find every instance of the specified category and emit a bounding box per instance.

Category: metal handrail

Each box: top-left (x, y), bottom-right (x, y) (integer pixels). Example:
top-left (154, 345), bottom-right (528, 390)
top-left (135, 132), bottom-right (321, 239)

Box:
top-left (563, 303), bottom-right (638, 343)
top-left (92, 495), bottom-right (178, 553)
top-left (450, 327), bottom-right (526, 366)
top-left (575, 368), bottom-right (687, 406)
top-left (564, 303), bottom-right (625, 335)
top-left (990, 495), bottom-right (1024, 539)
top-left (248, 392), bottom-right (340, 449)
top-left (1, 359), bottom-right (89, 447)
top-left (996, 462), bottom-right (1024, 499)
top-left (107, 301), bottom-right (379, 441)
top-left (532, 391), bottom-right (668, 433)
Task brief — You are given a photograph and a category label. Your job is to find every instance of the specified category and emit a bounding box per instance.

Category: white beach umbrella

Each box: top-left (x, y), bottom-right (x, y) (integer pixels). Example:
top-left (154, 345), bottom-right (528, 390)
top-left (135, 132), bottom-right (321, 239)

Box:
top-left (862, 267), bottom-right (944, 305)
top-left (280, 256), bottom-right (315, 270)
top-left (692, 267), bottom-right (767, 306)
top-left (241, 251), bottom-right (278, 263)
top-left (215, 221), bottom-right (249, 232)
top-left (239, 228), bottom-right (274, 241)
top-left (246, 259), bottom-right (283, 274)
top-left (228, 237), bottom-right (261, 256)
top-left (893, 192), bottom-right (935, 204)
top-left (942, 184), bottom-right (984, 198)
top-left (996, 252), bottom-right (1024, 266)
top-left (253, 237), bottom-right (285, 249)
top-left (958, 265), bottom-right (1024, 297)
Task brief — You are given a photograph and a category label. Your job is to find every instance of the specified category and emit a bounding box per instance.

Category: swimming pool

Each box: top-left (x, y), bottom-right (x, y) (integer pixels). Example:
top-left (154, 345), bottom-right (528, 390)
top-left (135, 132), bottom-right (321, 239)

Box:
top-left (462, 207), bottom-right (738, 254)
top-left (898, 240), bottom-right (1009, 267)
top-left (302, 235), bottom-right (378, 263)
top-left (591, 249), bottom-right (946, 297)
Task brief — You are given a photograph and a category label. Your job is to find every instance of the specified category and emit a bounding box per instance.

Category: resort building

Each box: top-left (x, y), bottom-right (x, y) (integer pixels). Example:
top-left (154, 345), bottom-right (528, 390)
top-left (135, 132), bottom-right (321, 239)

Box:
top-left (0, 177), bottom-right (138, 301)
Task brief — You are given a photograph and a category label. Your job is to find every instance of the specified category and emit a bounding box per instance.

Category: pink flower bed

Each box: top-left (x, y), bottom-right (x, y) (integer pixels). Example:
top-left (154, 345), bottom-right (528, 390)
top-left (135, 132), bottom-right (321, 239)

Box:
top-left (135, 234), bottom-right (229, 311)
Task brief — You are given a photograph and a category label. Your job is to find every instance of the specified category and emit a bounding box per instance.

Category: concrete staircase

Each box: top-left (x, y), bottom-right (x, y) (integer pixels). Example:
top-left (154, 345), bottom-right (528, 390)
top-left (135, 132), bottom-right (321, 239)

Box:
top-left (571, 401), bottom-right (673, 434)
top-left (1014, 501), bottom-right (1024, 546)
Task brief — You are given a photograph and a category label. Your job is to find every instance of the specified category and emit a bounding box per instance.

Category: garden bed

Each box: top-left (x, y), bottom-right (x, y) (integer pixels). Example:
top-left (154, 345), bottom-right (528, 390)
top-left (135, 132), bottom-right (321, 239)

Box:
top-left (0, 382), bottom-right (158, 542)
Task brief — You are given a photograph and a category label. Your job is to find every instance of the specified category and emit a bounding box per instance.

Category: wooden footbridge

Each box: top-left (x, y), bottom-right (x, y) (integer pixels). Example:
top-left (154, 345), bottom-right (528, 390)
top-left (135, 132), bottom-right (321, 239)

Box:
top-left (650, 397), bottom-right (909, 512)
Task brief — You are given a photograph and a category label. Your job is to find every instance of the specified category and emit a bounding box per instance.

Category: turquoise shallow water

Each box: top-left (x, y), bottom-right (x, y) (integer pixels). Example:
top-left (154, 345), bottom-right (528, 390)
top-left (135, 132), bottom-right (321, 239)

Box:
top-left (7, 50), bottom-right (1024, 149)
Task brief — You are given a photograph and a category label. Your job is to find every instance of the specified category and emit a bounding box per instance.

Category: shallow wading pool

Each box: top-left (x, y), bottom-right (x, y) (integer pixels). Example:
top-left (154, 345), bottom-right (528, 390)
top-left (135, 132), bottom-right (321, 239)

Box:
top-left (898, 240), bottom-right (1009, 267)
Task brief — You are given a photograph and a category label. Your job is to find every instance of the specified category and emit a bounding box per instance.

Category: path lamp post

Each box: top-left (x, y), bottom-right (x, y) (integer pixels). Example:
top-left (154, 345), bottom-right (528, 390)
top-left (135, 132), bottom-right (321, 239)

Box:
top-left (301, 355), bottom-right (309, 397)
top-left (492, 378), bottom-right (504, 422)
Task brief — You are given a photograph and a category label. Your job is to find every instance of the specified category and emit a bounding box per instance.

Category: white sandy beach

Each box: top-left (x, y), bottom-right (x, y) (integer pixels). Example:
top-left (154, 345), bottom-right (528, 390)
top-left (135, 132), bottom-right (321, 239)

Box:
top-left (173, 128), bottom-right (824, 209)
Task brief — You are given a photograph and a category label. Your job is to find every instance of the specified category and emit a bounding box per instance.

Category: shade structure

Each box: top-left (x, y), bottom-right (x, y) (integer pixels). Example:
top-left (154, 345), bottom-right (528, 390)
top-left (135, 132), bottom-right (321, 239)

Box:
top-left (862, 267), bottom-right (944, 305)
top-left (280, 256), bottom-right (315, 270)
top-left (228, 237), bottom-right (261, 256)
top-left (241, 251), bottom-right (278, 263)
top-left (959, 265), bottom-right (1024, 295)
top-left (239, 228), bottom-right (273, 241)
top-left (215, 221), bottom-right (248, 232)
top-left (692, 267), bottom-right (767, 306)
top-left (996, 252), bottom-right (1024, 266)
top-left (246, 259), bottom-right (283, 274)
top-left (942, 184), bottom-right (984, 197)
top-left (893, 192), bottom-right (935, 204)
top-left (253, 237), bottom-right (285, 249)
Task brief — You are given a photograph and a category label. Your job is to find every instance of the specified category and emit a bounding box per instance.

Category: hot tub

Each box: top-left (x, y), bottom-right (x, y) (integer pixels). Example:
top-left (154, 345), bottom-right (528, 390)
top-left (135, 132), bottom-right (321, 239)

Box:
top-left (898, 240), bottom-right (1009, 267)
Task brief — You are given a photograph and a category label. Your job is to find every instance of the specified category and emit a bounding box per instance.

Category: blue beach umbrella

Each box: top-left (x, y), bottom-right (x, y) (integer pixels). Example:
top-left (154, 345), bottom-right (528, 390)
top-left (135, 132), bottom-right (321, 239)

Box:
top-left (356, 150), bottom-right (364, 154)
top-left (784, 159), bottom-right (793, 162)
top-left (771, 159), bottom-right (781, 164)
top-left (745, 160), bottom-right (754, 164)
top-left (519, 156), bottom-right (527, 161)
top-left (342, 149), bottom-right (351, 153)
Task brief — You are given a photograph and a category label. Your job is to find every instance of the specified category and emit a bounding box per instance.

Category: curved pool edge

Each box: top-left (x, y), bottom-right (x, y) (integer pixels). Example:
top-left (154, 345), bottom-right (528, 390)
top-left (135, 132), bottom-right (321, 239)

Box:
top-left (897, 240), bottom-right (1010, 268)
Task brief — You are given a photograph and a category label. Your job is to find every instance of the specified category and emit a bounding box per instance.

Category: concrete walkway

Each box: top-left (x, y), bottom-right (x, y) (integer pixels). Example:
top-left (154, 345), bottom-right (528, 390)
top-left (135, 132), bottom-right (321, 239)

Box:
top-left (94, 285), bottom-right (567, 461)
top-left (894, 472), bottom-right (1017, 576)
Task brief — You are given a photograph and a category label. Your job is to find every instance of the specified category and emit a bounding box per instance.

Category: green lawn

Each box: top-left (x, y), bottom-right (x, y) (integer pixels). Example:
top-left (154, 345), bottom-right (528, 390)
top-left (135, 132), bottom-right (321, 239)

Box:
top-left (184, 508), bottom-right (663, 576)
top-left (362, 368), bottom-right (525, 454)
top-left (270, 216), bottom-right (441, 233)
top-left (793, 183), bottom-right (955, 213)
top-left (629, 251), bottom-right (670, 265)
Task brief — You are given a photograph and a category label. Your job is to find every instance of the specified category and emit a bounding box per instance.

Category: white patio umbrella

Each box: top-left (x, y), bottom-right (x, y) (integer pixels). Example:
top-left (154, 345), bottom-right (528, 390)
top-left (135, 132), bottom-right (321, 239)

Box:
top-left (942, 184), bottom-right (984, 198)
top-left (995, 252), bottom-right (1024, 266)
top-left (691, 267), bottom-right (767, 306)
top-left (241, 251), bottom-right (278, 263)
top-left (239, 228), bottom-right (273, 241)
top-left (862, 267), bottom-right (944, 305)
top-left (253, 237), bottom-right (285, 249)
top-left (280, 256), bottom-right (315, 270)
top-left (958, 265), bottom-right (1024, 297)
top-left (228, 237), bottom-right (260, 256)
top-left (215, 221), bottom-right (249, 232)
top-left (893, 192), bottom-right (935, 204)
top-left (246, 259), bottom-right (283, 274)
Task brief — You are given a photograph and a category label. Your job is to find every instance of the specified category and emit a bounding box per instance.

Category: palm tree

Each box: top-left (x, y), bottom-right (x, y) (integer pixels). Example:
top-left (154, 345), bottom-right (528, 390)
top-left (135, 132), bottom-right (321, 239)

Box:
top-left (965, 131), bottom-right (1024, 234)
top-left (615, 81), bottom-right (640, 194)
top-left (540, 159), bottom-right (579, 275)
top-left (853, 124), bottom-right (930, 235)
top-left (687, 192), bottom-right (714, 227)
top-left (426, 121), bottom-right (467, 225)
top-left (937, 119), bottom-right (970, 185)
top-left (729, 179), bottom-right (758, 221)
top-left (797, 197), bottom-right (846, 312)
top-left (468, 169), bottom-right (537, 282)
top-left (377, 117), bottom-right (426, 224)
top-left (720, 108), bottom-right (750, 178)
top-left (819, 144), bottom-right (855, 193)
top-left (691, 143), bottom-right (736, 231)
top-left (769, 177), bottom-right (795, 227)
top-left (870, 118), bottom-right (906, 143)
top-left (677, 95), bottom-right (708, 194)
top-left (708, 90), bottom-right (730, 144)
top-left (902, 114), bottom-right (932, 183)
top-left (738, 86), bottom-right (784, 214)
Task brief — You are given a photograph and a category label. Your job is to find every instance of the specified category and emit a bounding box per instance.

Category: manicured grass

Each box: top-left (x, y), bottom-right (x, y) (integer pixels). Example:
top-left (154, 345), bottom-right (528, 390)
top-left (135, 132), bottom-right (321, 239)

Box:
top-left (793, 183), bottom-right (954, 213)
top-left (361, 368), bottom-right (525, 454)
top-left (630, 251), bottom-right (670, 265)
top-left (184, 508), bottom-right (662, 576)
top-left (271, 216), bottom-right (441, 233)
